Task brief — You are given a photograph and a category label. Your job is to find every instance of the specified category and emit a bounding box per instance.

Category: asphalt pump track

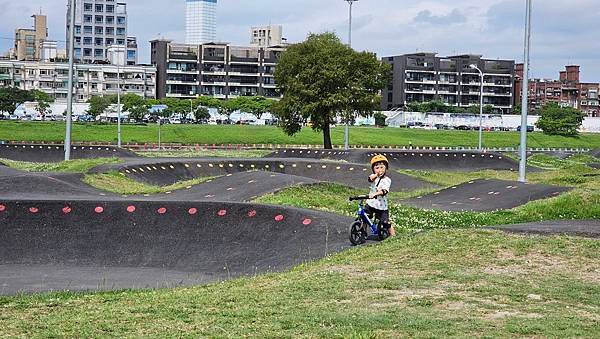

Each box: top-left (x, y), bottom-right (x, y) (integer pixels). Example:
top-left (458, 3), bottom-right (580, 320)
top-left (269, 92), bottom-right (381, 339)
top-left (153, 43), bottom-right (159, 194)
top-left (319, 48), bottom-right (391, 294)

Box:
top-left (0, 146), bottom-right (588, 295)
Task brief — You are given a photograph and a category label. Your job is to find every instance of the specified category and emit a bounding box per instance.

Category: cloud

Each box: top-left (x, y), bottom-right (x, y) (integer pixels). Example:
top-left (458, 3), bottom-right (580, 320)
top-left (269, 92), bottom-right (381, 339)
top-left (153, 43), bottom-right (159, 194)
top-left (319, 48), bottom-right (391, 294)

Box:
top-left (414, 9), bottom-right (467, 26)
top-left (0, 0), bottom-right (598, 81)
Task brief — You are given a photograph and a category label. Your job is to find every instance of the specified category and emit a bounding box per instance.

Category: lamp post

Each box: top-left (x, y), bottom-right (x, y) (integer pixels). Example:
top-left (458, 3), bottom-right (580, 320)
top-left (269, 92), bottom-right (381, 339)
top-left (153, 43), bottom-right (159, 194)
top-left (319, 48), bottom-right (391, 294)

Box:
top-left (343, 0), bottom-right (358, 150)
top-left (117, 62), bottom-right (121, 147)
top-left (469, 64), bottom-right (484, 151)
top-left (64, 0), bottom-right (76, 160)
top-left (519, 0), bottom-right (533, 183)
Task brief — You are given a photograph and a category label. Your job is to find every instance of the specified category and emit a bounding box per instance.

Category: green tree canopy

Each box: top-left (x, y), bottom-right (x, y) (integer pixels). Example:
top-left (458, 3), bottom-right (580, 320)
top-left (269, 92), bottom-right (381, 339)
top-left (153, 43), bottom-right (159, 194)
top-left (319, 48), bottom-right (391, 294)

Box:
top-left (0, 87), bottom-right (34, 114)
top-left (87, 95), bottom-right (115, 116)
top-left (121, 93), bottom-right (149, 121)
top-left (272, 32), bottom-right (390, 149)
top-left (535, 102), bottom-right (586, 136)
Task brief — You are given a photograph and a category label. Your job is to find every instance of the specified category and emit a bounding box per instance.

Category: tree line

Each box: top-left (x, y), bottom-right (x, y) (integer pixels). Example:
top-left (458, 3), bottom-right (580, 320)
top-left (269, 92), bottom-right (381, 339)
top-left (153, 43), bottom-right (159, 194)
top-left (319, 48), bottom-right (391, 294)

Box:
top-left (87, 94), bottom-right (277, 122)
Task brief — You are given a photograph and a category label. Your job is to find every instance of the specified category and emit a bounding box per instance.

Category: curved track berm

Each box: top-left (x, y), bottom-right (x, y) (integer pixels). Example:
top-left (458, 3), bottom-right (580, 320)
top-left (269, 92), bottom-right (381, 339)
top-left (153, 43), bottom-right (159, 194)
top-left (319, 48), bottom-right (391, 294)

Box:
top-left (0, 200), bottom-right (352, 295)
top-left (104, 158), bottom-right (436, 192)
top-left (267, 148), bottom-right (520, 171)
top-left (0, 143), bottom-right (137, 162)
top-left (403, 179), bottom-right (570, 212)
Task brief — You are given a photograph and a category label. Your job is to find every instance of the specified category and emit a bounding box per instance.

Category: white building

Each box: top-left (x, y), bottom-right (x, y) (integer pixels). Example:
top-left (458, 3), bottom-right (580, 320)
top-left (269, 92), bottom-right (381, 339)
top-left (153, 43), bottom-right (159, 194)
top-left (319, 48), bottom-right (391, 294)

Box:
top-left (0, 60), bottom-right (156, 103)
top-left (185, 0), bottom-right (217, 45)
top-left (250, 25), bottom-right (283, 47)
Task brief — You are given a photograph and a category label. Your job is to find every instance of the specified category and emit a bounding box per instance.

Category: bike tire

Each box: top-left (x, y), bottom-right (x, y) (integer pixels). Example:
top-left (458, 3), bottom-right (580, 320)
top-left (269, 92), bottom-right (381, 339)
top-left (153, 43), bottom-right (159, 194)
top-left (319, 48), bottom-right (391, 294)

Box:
top-left (377, 223), bottom-right (389, 241)
top-left (349, 221), bottom-right (366, 245)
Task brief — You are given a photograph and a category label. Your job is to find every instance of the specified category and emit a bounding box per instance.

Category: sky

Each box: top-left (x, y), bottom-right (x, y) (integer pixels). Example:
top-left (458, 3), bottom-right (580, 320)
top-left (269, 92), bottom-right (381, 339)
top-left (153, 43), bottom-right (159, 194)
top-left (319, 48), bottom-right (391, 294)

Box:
top-left (1, 0), bottom-right (599, 82)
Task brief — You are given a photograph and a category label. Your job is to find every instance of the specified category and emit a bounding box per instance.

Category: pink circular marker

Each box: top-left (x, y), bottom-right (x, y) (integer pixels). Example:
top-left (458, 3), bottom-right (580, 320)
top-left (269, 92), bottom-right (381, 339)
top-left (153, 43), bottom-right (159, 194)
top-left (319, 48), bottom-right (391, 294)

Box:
top-left (157, 207), bottom-right (167, 214)
top-left (218, 209), bottom-right (227, 217)
top-left (0, 204), bottom-right (5, 212)
top-left (95, 206), bottom-right (104, 214)
top-left (127, 205), bottom-right (136, 213)
top-left (29, 207), bottom-right (39, 214)
top-left (303, 218), bottom-right (312, 226)
top-left (62, 206), bottom-right (72, 214)
top-left (247, 210), bottom-right (257, 217)
top-left (188, 208), bottom-right (198, 215)
top-left (275, 215), bottom-right (284, 222)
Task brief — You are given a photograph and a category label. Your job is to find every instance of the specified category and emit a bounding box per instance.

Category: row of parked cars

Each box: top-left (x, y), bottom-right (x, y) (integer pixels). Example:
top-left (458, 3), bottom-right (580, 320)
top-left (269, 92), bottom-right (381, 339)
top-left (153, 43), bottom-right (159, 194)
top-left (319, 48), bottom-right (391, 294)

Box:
top-left (404, 122), bottom-right (534, 132)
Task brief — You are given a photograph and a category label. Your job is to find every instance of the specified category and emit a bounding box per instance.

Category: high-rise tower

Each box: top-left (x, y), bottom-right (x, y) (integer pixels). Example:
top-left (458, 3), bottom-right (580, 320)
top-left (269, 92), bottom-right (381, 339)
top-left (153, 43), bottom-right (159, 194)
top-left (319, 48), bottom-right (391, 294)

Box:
top-left (185, 0), bottom-right (217, 44)
top-left (66, 0), bottom-right (138, 64)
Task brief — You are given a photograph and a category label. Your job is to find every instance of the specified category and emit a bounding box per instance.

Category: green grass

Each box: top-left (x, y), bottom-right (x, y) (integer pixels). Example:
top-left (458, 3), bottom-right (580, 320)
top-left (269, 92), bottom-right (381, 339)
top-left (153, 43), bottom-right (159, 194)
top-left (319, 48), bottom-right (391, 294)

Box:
top-left (1, 121), bottom-right (600, 148)
top-left (135, 149), bottom-right (272, 158)
top-left (0, 157), bottom-right (121, 173)
top-left (0, 230), bottom-right (598, 337)
top-left (82, 171), bottom-right (216, 195)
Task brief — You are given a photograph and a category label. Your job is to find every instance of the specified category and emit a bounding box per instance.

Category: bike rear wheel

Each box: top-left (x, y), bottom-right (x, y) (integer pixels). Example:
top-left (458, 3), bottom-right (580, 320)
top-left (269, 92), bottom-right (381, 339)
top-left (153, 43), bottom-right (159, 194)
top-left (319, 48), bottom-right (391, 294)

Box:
top-left (349, 221), bottom-right (366, 245)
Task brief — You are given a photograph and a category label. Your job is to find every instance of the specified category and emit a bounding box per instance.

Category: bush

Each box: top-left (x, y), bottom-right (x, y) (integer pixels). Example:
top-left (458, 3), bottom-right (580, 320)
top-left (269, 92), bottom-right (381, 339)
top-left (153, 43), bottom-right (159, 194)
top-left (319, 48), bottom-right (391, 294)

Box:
top-left (535, 103), bottom-right (586, 136)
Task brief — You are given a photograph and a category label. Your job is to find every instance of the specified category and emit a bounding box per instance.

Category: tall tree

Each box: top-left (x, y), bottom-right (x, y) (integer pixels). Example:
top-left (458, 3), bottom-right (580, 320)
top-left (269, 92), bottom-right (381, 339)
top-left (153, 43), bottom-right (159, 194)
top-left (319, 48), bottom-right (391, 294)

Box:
top-left (0, 87), bottom-right (34, 114)
top-left (535, 102), bottom-right (586, 136)
top-left (87, 95), bottom-right (115, 117)
top-left (121, 93), bottom-right (149, 121)
top-left (273, 32), bottom-right (390, 149)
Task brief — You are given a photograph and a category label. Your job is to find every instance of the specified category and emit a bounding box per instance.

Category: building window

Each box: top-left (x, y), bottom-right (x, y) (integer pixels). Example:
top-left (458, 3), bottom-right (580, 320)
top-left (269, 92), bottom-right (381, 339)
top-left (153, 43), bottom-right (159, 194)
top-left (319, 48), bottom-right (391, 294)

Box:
top-left (95, 38), bottom-right (103, 46)
top-left (84, 26), bottom-right (93, 34)
top-left (117, 16), bottom-right (126, 25)
top-left (83, 37), bottom-right (92, 45)
top-left (106, 5), bottom-right (114, 13)
top-left (95, 26), bottom-right (103, 35)
top-left (84, 3), bottom-right (93, 11)
top-left (95, 4), bottom-right (103, 12)
top-left (95, 49), bottom-right (104, 57)
top-left (95, 15), bottom-right (103, 24)
top-left (117, 27), bottom-right (126, 36)
top-left (75, 25), bottom-right (81, 34)
top-left (84, 48), bottom-right (92, 57)
top-left (106, 27), bottom-right (114, 35)
top-left (106, 16), bottom-right (114, 25)
top-left (84, 15), bottom-right (92, 23)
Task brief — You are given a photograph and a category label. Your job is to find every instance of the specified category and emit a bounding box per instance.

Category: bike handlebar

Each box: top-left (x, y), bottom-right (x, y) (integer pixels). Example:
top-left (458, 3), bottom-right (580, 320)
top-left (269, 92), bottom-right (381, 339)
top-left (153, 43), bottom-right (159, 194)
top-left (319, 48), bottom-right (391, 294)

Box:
top-left (349, 195), bottom-right (370, 201)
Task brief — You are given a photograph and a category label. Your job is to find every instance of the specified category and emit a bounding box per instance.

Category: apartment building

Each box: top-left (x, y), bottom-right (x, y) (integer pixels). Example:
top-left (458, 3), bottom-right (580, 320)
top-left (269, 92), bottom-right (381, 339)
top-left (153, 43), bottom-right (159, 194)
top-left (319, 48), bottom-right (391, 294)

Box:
top-left (515, 64), bottom-right (599, 117)
top-left (67, 0), bottom-right (138, 64)
top-left (14, 14), bottom-right (48, 60)
top-left (250, 25), bottom-right (284, 47)
top-left (381, 53), bottom-right (515, 114)
top-left (150, 40), bottom-right (284, 99)
top-left (0, 60), bottom-right (156, 102)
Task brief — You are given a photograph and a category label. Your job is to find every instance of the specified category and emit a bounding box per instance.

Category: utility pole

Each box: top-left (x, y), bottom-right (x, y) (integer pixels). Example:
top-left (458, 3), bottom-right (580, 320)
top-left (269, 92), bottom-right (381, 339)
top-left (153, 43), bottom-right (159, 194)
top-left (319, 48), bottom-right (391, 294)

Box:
top-left (117, 62), bottom-right (122, 147)
top-left (343, 0), bottom-right (357, 150)
top-left (64, 0), bottom-right (76, 160)
top-left (519, 0), bottom-right (533, 183)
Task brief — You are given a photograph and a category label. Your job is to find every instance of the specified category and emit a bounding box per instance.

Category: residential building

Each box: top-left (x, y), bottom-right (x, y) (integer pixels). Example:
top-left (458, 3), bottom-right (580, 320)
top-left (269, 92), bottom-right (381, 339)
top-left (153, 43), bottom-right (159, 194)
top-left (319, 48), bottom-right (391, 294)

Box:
top-left (0, 60), bottom-right (156, 103)
top-left (67, 0), bottom-right (138, 64)
top-left (150, 39), bottom-right (284, 99)
top-left (515, 64), bottom-right (599, 117)
top-left (185, 0), bottom-right (217, 45)
top-left (15, 14), bottom-right (48, 60)
top-left (250, 25), bottom-right (284, 47)
top-left (381, 53), bottom-right (515, 114)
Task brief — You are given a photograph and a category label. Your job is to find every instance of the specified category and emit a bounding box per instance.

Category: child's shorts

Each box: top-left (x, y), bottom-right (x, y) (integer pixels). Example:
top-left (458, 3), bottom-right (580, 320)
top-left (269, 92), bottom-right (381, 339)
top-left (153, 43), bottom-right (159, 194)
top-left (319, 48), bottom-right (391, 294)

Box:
top-left (364, 204), bottom-right (390, 227)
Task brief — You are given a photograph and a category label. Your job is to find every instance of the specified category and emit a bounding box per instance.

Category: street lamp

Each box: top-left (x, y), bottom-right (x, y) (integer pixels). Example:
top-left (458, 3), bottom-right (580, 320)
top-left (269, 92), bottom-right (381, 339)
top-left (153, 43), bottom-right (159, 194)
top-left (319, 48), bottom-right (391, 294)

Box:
top-left (64, 0), bottom-right (76, 160)
top-left (469, 64), bottom-right (484, 151)
top-left (117, 62), bottom-right (122, 147)
top-left (343, 0), bottom-right (358, 150)
top-left (519, 0), bottom-right (533, 183)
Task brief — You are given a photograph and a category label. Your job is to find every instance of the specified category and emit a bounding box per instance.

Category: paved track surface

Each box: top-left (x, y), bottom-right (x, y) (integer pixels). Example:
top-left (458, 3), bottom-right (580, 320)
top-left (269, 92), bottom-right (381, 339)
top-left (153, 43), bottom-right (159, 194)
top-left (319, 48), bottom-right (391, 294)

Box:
top-left (489, 220), bottom-right (600, 238)
top-left (0, 145), bottom-right (587, 295)
top-left (267, 148), bottom-right (520, 171)
top-left (0, 143), bottom-right (137, 162)
top-left (0, 200), bottom-right (353, 295)
top-left (101, 157), bottom-right (436, 192)
top-left (403, 179), bottom-right (570, 212)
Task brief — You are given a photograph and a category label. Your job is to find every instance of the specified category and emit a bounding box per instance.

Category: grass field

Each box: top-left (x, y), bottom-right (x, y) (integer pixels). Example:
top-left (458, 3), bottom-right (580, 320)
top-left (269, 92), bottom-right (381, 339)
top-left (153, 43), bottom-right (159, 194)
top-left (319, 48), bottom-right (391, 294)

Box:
top-left (1, 230), bottom-right (598, 337)
top-left (0, 152), bottom-right (598, 336)
top-left (1, 121), bottom-right (599, 148)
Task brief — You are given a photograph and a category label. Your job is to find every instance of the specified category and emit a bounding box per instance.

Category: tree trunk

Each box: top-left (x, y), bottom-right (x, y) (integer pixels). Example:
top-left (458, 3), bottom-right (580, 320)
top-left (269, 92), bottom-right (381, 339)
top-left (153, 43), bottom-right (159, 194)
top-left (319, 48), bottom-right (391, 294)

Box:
top-left (323, 123), bottom-right (332, 149)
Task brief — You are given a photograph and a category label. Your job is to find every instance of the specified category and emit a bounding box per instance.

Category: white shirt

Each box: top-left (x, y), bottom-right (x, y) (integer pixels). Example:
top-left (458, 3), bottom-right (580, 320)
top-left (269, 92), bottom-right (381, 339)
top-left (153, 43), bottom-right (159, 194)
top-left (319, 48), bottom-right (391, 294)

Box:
top-left (367, 175), bottom-right (391, 210)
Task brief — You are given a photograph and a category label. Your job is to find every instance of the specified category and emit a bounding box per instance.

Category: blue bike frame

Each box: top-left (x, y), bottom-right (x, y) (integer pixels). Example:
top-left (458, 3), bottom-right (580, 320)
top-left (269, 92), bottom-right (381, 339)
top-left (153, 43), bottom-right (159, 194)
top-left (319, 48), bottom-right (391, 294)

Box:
top-left (356, 200), bottom-right (380, 236)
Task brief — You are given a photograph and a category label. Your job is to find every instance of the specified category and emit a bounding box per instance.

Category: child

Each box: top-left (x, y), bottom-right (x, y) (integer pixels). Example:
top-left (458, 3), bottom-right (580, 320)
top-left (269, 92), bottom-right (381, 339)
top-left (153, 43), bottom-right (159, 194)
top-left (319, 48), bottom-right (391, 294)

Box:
top-left (366, 154), bottom-right (396, 237)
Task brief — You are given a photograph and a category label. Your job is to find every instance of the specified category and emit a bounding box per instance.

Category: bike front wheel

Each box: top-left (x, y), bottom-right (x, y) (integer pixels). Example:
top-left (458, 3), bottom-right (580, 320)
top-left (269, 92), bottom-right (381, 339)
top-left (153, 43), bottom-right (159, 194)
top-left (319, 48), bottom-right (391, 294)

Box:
top-left (349, 221), bottom-right (366, 245)
top-left (377, 223), bottom-right (389, 241)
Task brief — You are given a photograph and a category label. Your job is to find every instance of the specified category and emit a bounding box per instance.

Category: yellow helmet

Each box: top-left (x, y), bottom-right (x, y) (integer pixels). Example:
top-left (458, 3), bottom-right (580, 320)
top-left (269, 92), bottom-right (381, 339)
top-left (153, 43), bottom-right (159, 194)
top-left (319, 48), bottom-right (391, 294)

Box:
top-left (370, 154), bottom-right (389, 171)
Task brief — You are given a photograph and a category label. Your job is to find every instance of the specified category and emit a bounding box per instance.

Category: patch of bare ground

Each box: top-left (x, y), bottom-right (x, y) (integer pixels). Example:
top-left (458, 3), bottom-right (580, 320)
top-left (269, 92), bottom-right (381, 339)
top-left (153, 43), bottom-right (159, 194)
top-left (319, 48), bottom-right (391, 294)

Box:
top-left (480, 249), bottom-right (600, 284)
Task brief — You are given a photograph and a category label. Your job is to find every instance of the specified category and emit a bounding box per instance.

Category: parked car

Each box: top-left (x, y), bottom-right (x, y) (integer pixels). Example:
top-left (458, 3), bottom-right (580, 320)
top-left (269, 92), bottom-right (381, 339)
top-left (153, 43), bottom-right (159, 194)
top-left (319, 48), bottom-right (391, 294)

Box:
top-left (517, 125), bottom-right (535, 132)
